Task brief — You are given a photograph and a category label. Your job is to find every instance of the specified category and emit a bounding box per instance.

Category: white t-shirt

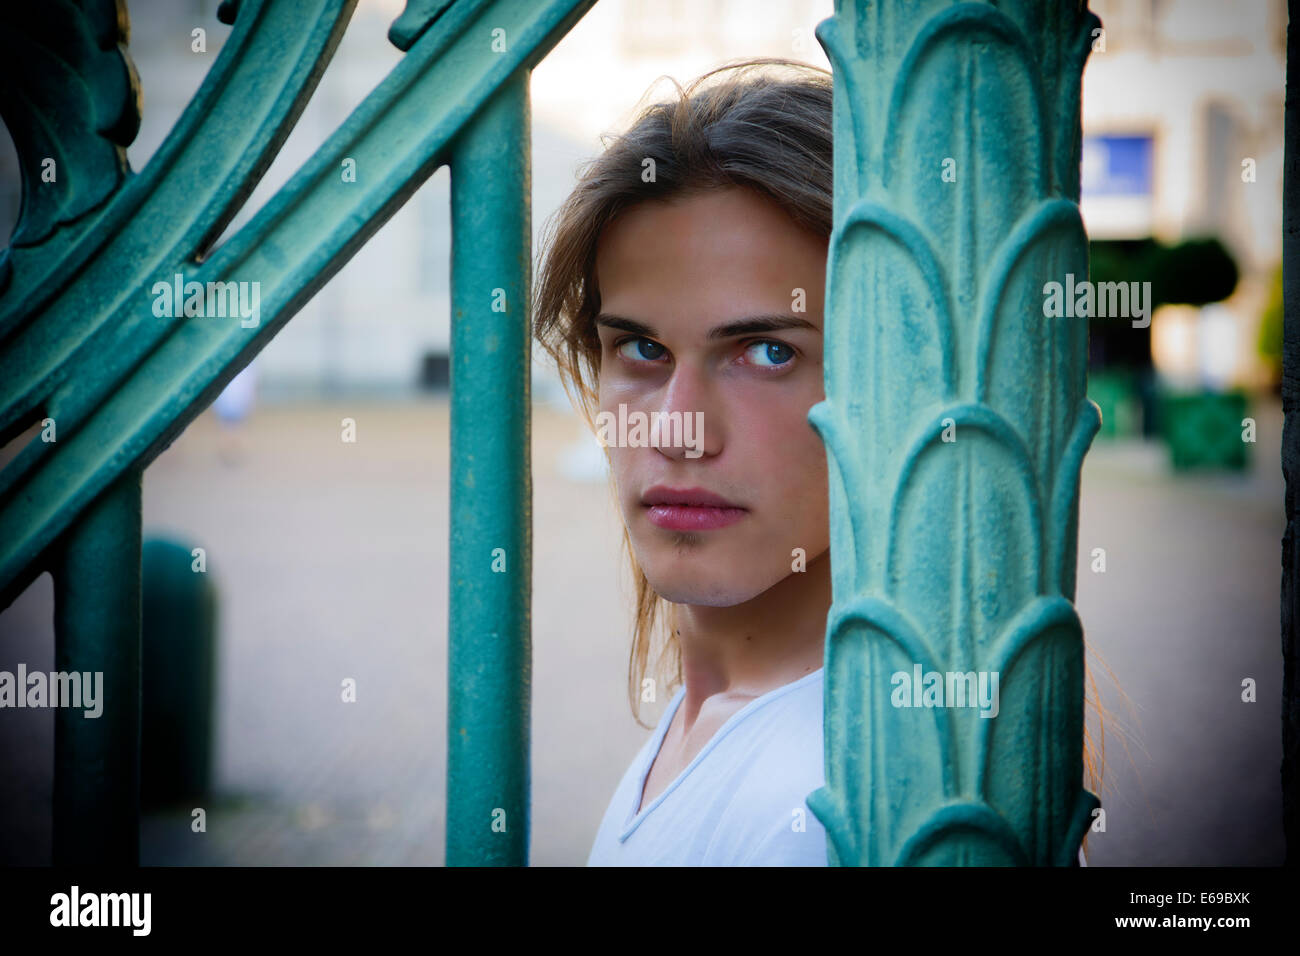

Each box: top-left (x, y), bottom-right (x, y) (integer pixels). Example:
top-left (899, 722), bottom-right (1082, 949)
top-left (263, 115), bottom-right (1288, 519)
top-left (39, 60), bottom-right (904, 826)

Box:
top-left (587, 667), bottom-right (829, 866)
top-left (586, 664), bottom-right (1091, 867)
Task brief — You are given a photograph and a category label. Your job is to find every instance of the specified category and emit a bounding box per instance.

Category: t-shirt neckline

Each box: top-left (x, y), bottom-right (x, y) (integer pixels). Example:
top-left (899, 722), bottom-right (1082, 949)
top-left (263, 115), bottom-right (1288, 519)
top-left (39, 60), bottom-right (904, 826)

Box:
top-left (618, 666), bottom-right (825, 842)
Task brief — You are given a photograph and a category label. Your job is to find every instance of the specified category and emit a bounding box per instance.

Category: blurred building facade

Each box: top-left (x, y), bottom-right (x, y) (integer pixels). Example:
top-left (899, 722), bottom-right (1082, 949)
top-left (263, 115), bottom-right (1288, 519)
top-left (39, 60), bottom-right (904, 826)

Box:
top-left (0, 0), bottom-right (1286, 396)
top-left (1080, 0), bottom-right (1286, 389)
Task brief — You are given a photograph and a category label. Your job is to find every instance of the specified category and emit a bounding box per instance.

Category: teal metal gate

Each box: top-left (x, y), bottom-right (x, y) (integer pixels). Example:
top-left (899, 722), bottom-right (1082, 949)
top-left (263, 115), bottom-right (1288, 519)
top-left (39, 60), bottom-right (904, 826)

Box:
top-left (0, 0), bottom-right (1099, 866)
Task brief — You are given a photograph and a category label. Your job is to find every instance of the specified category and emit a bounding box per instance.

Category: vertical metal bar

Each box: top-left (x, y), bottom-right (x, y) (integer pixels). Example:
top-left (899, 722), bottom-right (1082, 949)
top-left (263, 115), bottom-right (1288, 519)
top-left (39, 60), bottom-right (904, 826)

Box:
top-left (52, 468), bottom-right (142, 866)
top-left (445, 66), bottom-right (532, 866)
top-left (808, 0), bottom-right (1102, 865)
top-left (1280, 0), bottom-right (1298, 867)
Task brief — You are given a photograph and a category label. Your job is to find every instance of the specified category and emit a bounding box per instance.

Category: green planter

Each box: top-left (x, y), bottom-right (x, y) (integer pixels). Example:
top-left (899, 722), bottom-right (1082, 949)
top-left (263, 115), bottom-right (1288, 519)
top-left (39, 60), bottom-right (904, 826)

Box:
top-left (141, 536), bottom-right (218, 808)
top-left (1158, 389), bottom-right (1251, 471)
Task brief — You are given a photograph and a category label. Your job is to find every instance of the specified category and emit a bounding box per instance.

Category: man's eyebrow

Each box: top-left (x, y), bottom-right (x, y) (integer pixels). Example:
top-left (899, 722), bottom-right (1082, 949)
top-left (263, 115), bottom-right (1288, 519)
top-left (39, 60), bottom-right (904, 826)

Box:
top-left (594, 314), bottom-right (821, 340)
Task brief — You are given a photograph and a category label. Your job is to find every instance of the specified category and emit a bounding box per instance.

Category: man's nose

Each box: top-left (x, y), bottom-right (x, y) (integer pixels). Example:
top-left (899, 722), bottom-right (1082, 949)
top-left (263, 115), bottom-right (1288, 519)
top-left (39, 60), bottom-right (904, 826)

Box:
top-left (652, 361), bottom-right (720, 460)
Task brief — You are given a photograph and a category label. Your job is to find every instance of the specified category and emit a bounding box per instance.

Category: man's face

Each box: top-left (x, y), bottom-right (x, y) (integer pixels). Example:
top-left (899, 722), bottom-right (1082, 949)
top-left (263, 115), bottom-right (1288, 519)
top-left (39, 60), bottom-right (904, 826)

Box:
top-left (593, 186), bottom-right (830, 606)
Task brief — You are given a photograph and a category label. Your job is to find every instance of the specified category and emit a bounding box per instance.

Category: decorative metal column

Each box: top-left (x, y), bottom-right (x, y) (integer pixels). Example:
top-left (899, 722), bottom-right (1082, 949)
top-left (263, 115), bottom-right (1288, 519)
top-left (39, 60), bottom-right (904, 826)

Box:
top-left (808, 0), bottom-right (1103, 865)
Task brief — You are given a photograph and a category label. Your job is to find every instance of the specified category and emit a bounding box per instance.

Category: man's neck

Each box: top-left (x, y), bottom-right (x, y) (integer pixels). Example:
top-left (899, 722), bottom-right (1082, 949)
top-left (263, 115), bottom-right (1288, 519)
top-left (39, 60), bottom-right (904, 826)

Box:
top-left (672, 551), bottom-right (831, 736)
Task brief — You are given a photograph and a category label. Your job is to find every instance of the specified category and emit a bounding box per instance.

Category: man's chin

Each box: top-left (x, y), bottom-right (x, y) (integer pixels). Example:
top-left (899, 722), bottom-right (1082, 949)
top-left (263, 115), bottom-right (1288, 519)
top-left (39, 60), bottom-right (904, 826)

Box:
top-left (647, 573), bottom-right (766, 608)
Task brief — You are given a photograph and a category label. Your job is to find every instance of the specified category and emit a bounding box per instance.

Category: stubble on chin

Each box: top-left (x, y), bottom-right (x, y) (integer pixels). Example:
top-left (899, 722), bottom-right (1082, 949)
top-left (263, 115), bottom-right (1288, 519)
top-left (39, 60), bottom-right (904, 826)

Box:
top-left (637, 530), bottom-right (708, 603)
top-left (667, 530), bottom-right (704, 549)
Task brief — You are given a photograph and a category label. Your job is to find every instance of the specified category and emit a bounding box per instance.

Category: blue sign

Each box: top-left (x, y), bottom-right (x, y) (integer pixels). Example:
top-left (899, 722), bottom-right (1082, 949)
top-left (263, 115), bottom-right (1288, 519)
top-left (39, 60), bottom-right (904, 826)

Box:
top-left (1081, 134), bottom-right (1154, 197)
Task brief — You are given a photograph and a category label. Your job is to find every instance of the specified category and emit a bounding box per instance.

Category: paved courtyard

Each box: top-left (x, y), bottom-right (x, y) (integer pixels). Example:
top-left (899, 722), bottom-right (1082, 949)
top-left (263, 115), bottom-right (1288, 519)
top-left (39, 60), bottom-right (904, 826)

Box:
top-left (0, 392), bottom-right (1286, 865)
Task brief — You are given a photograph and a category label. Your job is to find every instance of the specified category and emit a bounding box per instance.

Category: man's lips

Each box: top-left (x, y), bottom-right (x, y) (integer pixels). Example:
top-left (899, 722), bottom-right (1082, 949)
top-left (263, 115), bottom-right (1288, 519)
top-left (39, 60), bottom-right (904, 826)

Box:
top-left (641, 485), bottom-right (741, 508)
top-left (641, 486), bottom-right (747, 531)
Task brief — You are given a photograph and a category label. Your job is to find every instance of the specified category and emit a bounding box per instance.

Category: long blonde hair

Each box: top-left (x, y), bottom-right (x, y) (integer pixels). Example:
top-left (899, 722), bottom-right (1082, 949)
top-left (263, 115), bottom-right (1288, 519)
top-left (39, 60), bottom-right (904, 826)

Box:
top-left (531, 57), bottom-right (1109, 828)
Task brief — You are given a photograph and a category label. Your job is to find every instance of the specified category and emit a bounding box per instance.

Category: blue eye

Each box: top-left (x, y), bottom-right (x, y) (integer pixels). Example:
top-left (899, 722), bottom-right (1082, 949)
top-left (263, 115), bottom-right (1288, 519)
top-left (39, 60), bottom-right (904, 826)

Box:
top-left (617, 337), bottom-right (667, 362)
top-left (745, 340), bottom-right (795, 367)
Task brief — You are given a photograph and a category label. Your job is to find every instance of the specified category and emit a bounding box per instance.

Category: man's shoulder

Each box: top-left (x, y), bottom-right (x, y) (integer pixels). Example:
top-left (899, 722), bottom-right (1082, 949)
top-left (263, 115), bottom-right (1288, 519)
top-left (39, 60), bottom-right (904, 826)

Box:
top-left (740, 669), bottom-right (825, 758)
top-left (695, 674), bottom-right (828, 864)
